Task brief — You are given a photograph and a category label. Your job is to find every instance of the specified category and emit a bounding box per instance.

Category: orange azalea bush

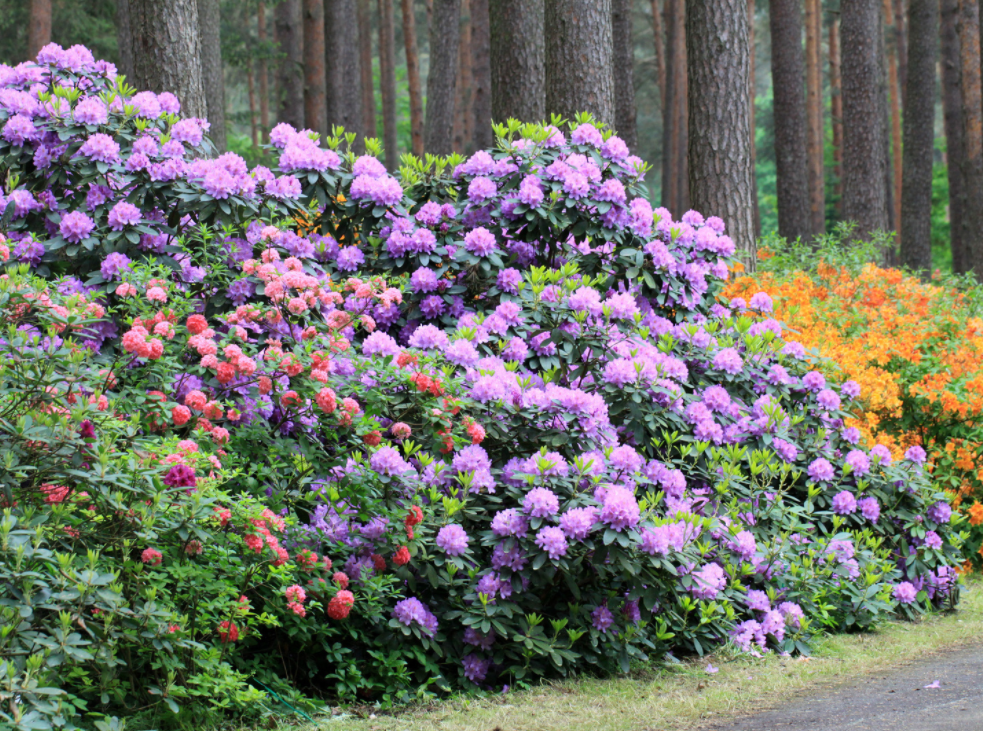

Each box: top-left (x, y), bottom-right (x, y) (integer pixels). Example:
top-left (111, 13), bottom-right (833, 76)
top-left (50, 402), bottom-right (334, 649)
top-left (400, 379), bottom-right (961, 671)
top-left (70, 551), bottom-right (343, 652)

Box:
top-left (725, 228), bottom-right (983, 567)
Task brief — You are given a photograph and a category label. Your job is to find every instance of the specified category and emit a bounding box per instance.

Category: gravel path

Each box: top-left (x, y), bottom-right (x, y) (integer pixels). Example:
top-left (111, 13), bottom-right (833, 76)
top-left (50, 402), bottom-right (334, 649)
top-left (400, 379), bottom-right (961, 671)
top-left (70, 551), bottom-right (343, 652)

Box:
top-left (704, 644), bottom-right (983, 731)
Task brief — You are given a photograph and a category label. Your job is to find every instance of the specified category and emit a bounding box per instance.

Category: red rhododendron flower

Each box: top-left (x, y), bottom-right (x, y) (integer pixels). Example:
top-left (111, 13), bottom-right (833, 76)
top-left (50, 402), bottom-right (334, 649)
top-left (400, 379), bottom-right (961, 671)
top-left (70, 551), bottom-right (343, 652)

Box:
top-left (217, 620), bottom-right (240, 642)
top-left (141, 547), bottom-right (163, 565)
top-left (327, 590), bottom-right (355, 620)
top-left (332, 571), bottom-right (349, 589)
top-left (393, 546), bottom-right (411, 566)
top-left (371, 553), bottom-right (386, 571)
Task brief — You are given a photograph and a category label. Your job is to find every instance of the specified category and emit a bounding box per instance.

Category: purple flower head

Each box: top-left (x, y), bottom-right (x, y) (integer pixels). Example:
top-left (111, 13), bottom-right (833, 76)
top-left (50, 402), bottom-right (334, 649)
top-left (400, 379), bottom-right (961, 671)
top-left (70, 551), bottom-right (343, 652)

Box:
top-left (691, 563), bottom-right (727, 600)
top-left (436, 524), bottom-right (470, 556)
top-left (78, 133), bottom-right (120, 163)
top-left (816, 388), bottom-right (841, 411)
top-left (559, 506), bottom-right (597, 540)
top-left (778, 601), bottom-right (804, 629)
top-left (748, 292), bottom-right (773, 312)
top-left (464, 227), bottom-right (498, 257)
top-left (927, 501), bottom-right (952, 524)
top-left (746, 589), bottom-right (770, 612)
top-left (571, 123), bottom-right (603, 146)
top-left (832, 491), bottom-right (857, 515)
top-left (869, 444), bottom-right (893, 466)
top-left (893, 581), bottom-right (917, 604)
top-left (392, 597), bottom-right (438, 636)
top-left (845, 449), bottom-right (870, 476)
top-left (467, 176), bottom-right (497, 203)
top-left (802, 371), bottom-right (826, 391)
top-left (163, 464), bottom-right (197, 488)
top-left (905, 445), bottom-right (927, 464)
top-left (462, 654), bottom-right (491, 684)
top-left (591, 604), bottom-right (615, 633)
top-left (59, 210), bottom-right (95, 243)
top-left (600, 485), bottom-right (640, 531)
top-left (535, 526), bottom-right (568, 559)
top-left (923, 530), bottom-right (943, 550)
top-left (807, 458), bottom-right (835, 483)
top-left (369, 446), bottom-right (413, 475)
top-left (732, 530), bottom-right (757, 560)
top-left (523, 487), bottom-right (560, 518)
top-left (713, 348), bottom-right (743, 375)
top-left (858, 496), bottom-right (880, 522)
top-left (100, 252), bottom-right (132, 281)
top-left (107, 201), bottom-right (141, 230)
top-left (463, 628), bottom-right (495, 650)
top-left (842, 380), bottom-right (861, 399)
top-left (518, 175), bottom-right (544, 206)
top-left (491, 508), bottom-right (529, 538)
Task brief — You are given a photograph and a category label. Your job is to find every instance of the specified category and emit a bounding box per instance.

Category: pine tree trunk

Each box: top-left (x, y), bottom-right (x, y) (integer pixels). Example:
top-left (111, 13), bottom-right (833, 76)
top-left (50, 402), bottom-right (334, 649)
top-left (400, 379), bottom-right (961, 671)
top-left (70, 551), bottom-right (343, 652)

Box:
top-left (304, 0), bottom-right (327, 136)
top-left (197, 0), bottom-right (226, 151)
top-left (651, 0), bottom-right (666, 110)
top-left (879, 16), bottom-right (896, 243)
top-left (258, 3), bottom-right (270, 142)
top-left (28, 0), bottom-right (52, 61)
top-left (275, 0), bottom-right (305, 130)
top-left (128, 0), bottom-right (207, 118)
top-left (957, 0), bottom-right (983, 276)
top-left (686, 0), bottom-right (756, 267)
top-left (662, 0), bottom-right (688, 213)
top-left (379, 0), bottom-right (400, 164)
top-left (612, 0), bottom-right (638, 149)
top-left (769, 0), bottom-right (812, 241)
top-left (453, 0), bottom-right (473, 153)
top-left (805, 0), bottom-right (825, 234)
top-left (325, 0), bottom-right (364, 139)
top-left (749, 0), bottom-right (760, 239)
top-left (841, 0), bottom-right (889, 238)
top-left (884, 0), bottom-right (903, 237)
top-left (899, 0), bottom-right (938, 274)
top-left (545, 0), bottom-right (615, 123)
top-left (248, 66), bottom-right (258, 147)
top-left (941, 0), bottom-right (965, 272)
top-left (424, 0), bottom-right (461, 154)
top-left (358, 0), bottom-right (377, 138)
top-left (489, 0), bottom-right (545, 122)
top-left (894, 0), bottom-right (908, 105)
top-left (117, 0), bottom-right (135, 80)
top-left (471, 0), bottom-right (493, 148)
top-left (830, 16), bottom-right (843, 213)
top-left (401, 0), bottom-right (424, 154)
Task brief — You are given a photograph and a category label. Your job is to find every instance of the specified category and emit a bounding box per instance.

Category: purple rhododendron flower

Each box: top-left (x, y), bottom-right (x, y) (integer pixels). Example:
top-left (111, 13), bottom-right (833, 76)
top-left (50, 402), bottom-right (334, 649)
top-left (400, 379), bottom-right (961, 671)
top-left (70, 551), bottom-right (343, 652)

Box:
top-left (436, 524), bottom-right (469, 556)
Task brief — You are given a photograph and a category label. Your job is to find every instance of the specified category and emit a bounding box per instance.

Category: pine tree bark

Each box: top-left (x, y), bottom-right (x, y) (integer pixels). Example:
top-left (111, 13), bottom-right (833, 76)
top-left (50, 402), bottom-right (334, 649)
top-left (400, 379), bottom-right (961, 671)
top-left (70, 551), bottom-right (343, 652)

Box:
top-left (471, 0), bottom-right (493, 148)
top-left (127, 0), bottom-right (207, 118)
top-left (379, 0), bottom-right (400, 164)
top-left (358, 0), bottom-right (377, 138)
top-left (894, 0), bottom-right (908, 105)
top-left (304, 0), bottom-right (327, 136)
top-left (612, 0), bottom-right (638, 149)
top-left (489, 0), bottom-right (545, 122)
top-left (197, 0), bottom-right (226, 151)
top-left (248, 66), bottom-right (258, 147)
top-left (651, 0), bottom-right (667, 110)
top-left (830, 15), bottom-right (843, 214)
top-left (275, 0), bottom-right (305, 130)
top-left (879, 15), bottom-right (896, 242)
top-left (424, 0), bottom-right (461, 154)
top-left (805, 0), bottom-right (825, 234)
top-left (884, 0), bottom-right (903, 237)
top-left (117, 0), bottom-right (135, 80)
top-left (749, 0), bottom-right (760, 239)
top-left (941, 0), bottom-right (965, 271)
top-left (258, 3), bottom-right (270, 141)
top-left (957, 0), bottom-right (983, 276)
top-left (325, 0), bottom-right (364, 139)
top-left (401, 0), bottom-right (424, 154)
top-left (28, 0), bottom-right (52, 61)
top-left (899, 0), bottom-right (938, 274)
top-left (453, 0), bottom-right (474, 152)
top-left (769, 0), bottom-right (812, 241)
top-left (686, 0), bottom-right (756, 266)
top-left (662, 0), bottom-right (688, 213)
top-left (840, 0), bottom-right (889, 239)
top-left (545, 0), bottom-right (615, 123)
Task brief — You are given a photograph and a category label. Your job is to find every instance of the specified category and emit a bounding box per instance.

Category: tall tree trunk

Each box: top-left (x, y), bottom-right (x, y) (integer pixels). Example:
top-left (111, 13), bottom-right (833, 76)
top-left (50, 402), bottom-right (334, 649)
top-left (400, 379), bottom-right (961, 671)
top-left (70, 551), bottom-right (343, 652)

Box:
top-left (749, 0), bottom-right (760, 239)
top-left (116, 0), bottom-right (135, 80)
top-left (325, 0), bottom-right (364, 139)
top-left (830, 14), bottom-right (843, 215)
top-left (275, 0), bottom-right (305, 130)
top-left (662, 0), bottom-right (688, 213)
top-left (651, 0), bottom-right (667, 110)
top-left (401, 0), bottom-right (424, 154)
top-left (894, 0), bottom-right (909, 104)
top-left (258, 3), bottom-right (270, 142)
top-left (805, 0), bottom-right (825, 234)
top-left (471, 0), bottom-right (493, 148)
top-left (899, 0), bottom-right (939, 273)
top-left (612, 0), bottom-right (638, 148)
top-left (424, 0), bottom-right (461, 154)
top-left (957, 0), bottom-right (983, 276)
top-left (358, 0), bottom-right (377, 138)
top-left (941, 0), bottom-right (966, 272)
top-left (379, 0), bottom-right (400, 164)
top-left (248, 66), bottom-right (258, 147)
top-left (769, 0), bottom-right (812, 241)
top-left (841, 0), bottom-right (889, 238)
top-left (489, 0), bottom-right (545, 122)
top-left (686, 0), bottom-right (756, 266)
top-left (884, 0), bottom-right (903, 237)
top-left (453, 0), bottom-right (474, 152)
top-left (127, 0), bottom-right (207, 118)
top-left (879, 14), bottom-right (896, 242)
top-left (28, 0), bottom-right (52, 61)
top-left (197, 0), bottom-right (227, 151)
top-left (304, 0), bottom-right (327, 136)
top-left (545, 0), bottom-right (615, 123)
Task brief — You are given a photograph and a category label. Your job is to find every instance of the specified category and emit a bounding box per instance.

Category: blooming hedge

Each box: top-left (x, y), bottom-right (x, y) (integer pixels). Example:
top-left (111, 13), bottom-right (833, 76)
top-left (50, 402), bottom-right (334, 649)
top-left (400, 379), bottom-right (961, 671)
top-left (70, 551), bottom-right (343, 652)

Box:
top-left (0, 45), bottom-right (962, 730)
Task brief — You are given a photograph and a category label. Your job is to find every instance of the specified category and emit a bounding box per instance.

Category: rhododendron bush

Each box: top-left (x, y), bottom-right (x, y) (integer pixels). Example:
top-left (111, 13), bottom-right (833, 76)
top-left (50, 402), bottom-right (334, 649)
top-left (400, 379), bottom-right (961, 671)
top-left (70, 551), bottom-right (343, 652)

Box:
top-left (0, 46), bottom-right (962, 730)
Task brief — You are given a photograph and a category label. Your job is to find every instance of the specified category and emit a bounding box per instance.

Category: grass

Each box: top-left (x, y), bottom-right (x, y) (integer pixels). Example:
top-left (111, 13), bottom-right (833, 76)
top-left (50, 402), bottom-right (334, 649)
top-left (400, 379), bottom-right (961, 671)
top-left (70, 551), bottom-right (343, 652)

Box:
top-left (258, 580), bottom-right (983, 731)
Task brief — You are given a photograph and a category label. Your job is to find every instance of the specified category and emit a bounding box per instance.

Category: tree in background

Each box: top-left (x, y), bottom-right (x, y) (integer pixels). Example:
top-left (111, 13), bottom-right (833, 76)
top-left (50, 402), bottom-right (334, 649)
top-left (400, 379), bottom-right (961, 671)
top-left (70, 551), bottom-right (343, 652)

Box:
top-left (612, 0), bottom-right (638, 149)
top-left (116, 0), bottom-right (133, 78)
top-left (686, 0), bottom-right (756, 265)
top-left (424, 0), bottom-right (461, 154)
top-left (378, 0), bottom-right (399, 164)
top-left (325, 0), bottom-right (364, 140)
top-left (303, 0), bottom-right (327, 136)
top-left (768, 0), bottom-right (811, 241)
top-left (899, 0), bottom-right (938, 274)
top-left (122, 0), bottom-right (207, 118)
top-left (471, 0), bottom-right (493, 149)
top-left (275, 0), bottom-right (305, 130)
top-left (805, 0), bottom-right (823, 234)
top-left (941, 0), bottom-right (966, 272)
top-left (453, 0), bottom-right (474, 152)
top-left (958, 0), bottom-right (983, 276)
top-left (830, 12), bottom-right (843, 216)
top-left (662, 0), bottom-right (688, 213)
top-left (197, 0), bottom-right (226, 151)
top-left (545, 0), bottom-right (614, 122)
top-left (401, 0), bottom-right (424, 154)
top-left (841, 0), bottom-right (889, 239)
top-left (358, 0), bottom-right (377, 138)
top-left (258, 2), bottom-right (270, 142)
top-left (489, 0), bottom-right (545, 123)
top-left (28, 0), bottom-right (52, 60)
